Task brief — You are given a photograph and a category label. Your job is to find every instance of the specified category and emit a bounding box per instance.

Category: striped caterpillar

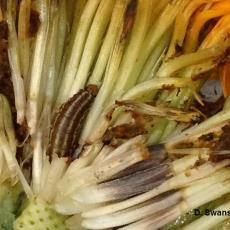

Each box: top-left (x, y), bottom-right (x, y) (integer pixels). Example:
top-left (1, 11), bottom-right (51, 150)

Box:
top-left (47, 85), bottom-right (98, 159)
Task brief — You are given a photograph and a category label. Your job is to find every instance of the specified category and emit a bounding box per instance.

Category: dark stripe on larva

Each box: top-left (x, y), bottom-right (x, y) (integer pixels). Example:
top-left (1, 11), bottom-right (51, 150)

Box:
top-left (47, 86), bottom-right (97, 159)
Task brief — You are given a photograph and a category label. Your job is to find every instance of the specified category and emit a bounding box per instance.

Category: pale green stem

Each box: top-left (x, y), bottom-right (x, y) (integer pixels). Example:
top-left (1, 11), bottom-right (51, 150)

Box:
top-left (88, 0), bottom-right (128, 86)
top-left (40, 8), bottom-right (59, 148)
top-left (137, 31), bottom-right (171, 83)
top-left (86, 78), bottom-right (191, 143)
top-left (122, 1), bottom-right (182, 89)
top-left (7, 0), bottom-right (27, 124)
top-left (80, 4), bottom-right (128, 144)
top-left (157, 45), bottom-right (227, 77)
top-left (70, 0), bottom-right (116, 95)
top-left (18, 0), bottom-right (31, 91)
top-left (109, 0), bottom-right (153, 102)
top-left (26, 0), bottom-right (49, 134)
top-left (56, 0), bottom-right (68, 74)
top-left (55, 0), bottom-right (101, 108)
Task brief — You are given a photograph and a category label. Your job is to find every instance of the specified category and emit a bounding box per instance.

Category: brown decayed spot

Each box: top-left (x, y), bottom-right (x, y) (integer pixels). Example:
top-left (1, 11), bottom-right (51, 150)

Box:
top-left (162, 84), bottom-right (176, 91)
top-left (0, 20), bottom-right (8, 40)
top-left (29, 9), bottom-right (40, 37)
top-left (214, 46), bottom-right (230, 67)
top-left (103, 123), bottom-right (146, 144)
top-left (195, 96), bottom-right (225, 118)
top-left (198, 18), bottom-right (219, 45)
top-left (0, 20), bottom-right (14, 109)
top-left (106, 107), bottom-right (116, 121)
top-left (213, 125), bottom-right (230, 151)
top-left (174, 44), bottom-right (183, 57)
top-left (0, 0), bottom-right (7, 16)
top-left (172, 125), bottom-right (230, 158)
top-left (120, 0), bottom-right (137, 42)
top-left (210, 126), bottom-right (230, 162)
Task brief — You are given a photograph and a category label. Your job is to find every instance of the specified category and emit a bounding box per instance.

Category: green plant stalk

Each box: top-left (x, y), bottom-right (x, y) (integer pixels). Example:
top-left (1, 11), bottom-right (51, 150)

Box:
top-left (88, 0), bottom-right (128, 86)
top-left (79, 4), bottom-right (129, 144)
top-left (51, 0), bottom-right (67, 112)
top-left (66, 0), bottom-right (77, 26)
top-left (159, 41), bottom-right (229, 142)
top-left (121, 1), bottom-right (182, 89)
top-left (123, 77), bottom-right (191, 100)
top-left (71, 0), bottom-right (88, 33)
top-left (53, 0), bottom-right (86, 103)
top-left (87, 78), bottom-right (191, 143)
top-left (149, 19), bottom-right (230, 143)
top-left (160, 88), bottom-right (195, 141)
top-left (55, 0), bottom-right (68, 75)
top-left (55, 0), bottom-right (101, 108)
top-left (147, 88), bottom-right (191, 144)
top-left (69, 0), bottom-right (116, 96)
top-left (109, 0), bottom-right (153, 102)
top-left (157, 45), bottom-right (227, 77)
top-left (40, 8), bottom-right (59, 148)
top-left (137, 30), bottom-right (171, 83)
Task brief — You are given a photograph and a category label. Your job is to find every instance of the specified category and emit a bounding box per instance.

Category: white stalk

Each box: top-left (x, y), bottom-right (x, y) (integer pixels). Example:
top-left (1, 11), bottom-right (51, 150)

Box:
top-left (32, 130), bottom-right (43, 195)
top-left (39, 156), bottom-right (67, 203)
top-left (137, 31), bottom-right (170, 83)
top-left (83, 160), bottom-right (230, 218)
top-left (7, 0), bottom-right (26, 124)
top-left (171, 155), bottom-right (199, 175)
top-left (26, 0), bottom-right (49, 134)
top-left (82, 192), bottom-right (181, 229)
top-left (119, 207), bottom-right (180, 230)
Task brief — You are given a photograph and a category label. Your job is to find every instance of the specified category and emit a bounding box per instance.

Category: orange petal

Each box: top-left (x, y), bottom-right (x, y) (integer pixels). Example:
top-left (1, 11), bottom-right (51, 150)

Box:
top-left (220, 62), bottom-right (230, 97)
